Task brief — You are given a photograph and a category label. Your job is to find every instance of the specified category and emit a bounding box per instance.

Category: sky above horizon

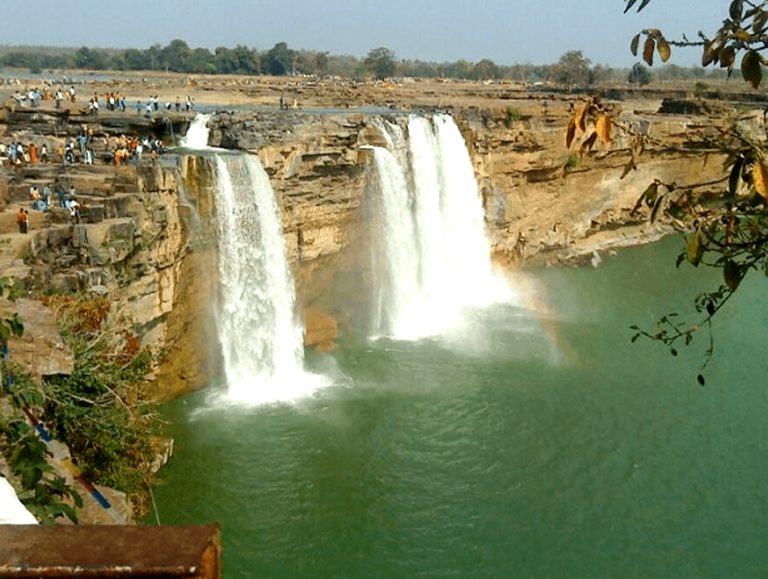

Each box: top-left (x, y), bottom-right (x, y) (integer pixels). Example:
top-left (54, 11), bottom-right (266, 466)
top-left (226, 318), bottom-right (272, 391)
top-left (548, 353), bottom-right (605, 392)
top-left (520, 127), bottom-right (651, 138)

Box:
top-left (2, 0), bottom-right (725, 67)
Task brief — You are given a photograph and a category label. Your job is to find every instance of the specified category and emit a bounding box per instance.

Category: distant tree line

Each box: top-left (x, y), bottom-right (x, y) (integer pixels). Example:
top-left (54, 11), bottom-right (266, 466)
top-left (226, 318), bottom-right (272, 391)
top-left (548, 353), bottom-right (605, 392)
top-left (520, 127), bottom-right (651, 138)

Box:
top-left (0, 40), bottom-right (727, 85)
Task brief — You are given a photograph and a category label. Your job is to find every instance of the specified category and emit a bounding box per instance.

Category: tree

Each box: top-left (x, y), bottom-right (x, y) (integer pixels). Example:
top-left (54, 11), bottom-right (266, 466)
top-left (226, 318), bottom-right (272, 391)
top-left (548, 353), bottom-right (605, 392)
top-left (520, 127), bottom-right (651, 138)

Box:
top-left (628, 62), bottom-right (652, 85)
top-left (264, 42), bottom-right (294, 76)
top-left (364, 47), bottom-right (397, 79)
top-left (74, 47), bottom-right (108, 70)
top-left (159, 39), bottom-right (190, 72)
top-left (551, 50), bottom-right (592, 88)
top-left (471, 59), bottom-right (500, 81)
top-left (621, 0), bottom-right (768, 380)
top-left (188, 47), bottom-right (216, 74)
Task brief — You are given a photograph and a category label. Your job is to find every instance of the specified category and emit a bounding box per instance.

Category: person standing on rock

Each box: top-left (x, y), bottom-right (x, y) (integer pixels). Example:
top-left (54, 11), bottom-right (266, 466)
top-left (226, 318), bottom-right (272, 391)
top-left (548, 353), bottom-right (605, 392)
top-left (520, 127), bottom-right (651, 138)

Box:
top-left (39, 143), bottom-right (48, 163)
top-left (56, 183), bottom-right (66, 207)
top-left (29, 185), bottom-right (42, 210)
top-left (16, 208), bottom-right (28, 234)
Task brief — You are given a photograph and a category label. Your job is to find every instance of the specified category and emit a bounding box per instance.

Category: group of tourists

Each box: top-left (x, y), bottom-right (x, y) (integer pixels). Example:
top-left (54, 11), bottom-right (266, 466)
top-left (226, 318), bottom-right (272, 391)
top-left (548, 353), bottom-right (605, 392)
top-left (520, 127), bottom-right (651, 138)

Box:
top-left (138, 94), bottom-right (196, 117)
top-left (0, 141), bottom-right (49, 167)
top-left (13, 86), bottom-right (77, 109)
top-left (16, 181), bottom-right (80, 233)
top-left (87, 91), bottom-right (128, 115)
top-left (107, 133), bottom-right (166, 166)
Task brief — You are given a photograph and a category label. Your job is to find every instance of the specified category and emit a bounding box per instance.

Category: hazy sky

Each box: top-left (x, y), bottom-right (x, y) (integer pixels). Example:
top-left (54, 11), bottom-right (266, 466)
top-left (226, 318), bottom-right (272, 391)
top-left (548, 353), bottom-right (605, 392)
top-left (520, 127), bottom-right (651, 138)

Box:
top-left (2, 0), bottom-right (725, 67)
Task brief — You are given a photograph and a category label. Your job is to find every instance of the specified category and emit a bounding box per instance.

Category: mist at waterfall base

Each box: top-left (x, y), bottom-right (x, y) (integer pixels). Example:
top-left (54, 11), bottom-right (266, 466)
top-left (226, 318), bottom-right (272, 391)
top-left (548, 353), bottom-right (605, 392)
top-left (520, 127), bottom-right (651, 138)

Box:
top-left (153, 236), bottom-right (767, 578)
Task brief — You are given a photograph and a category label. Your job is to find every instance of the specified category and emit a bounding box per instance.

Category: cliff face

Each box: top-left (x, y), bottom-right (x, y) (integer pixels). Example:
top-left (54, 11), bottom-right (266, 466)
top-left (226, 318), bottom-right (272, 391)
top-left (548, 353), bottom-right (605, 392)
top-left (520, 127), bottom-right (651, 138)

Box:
top-left (2, 98), bottom-right (753, 398)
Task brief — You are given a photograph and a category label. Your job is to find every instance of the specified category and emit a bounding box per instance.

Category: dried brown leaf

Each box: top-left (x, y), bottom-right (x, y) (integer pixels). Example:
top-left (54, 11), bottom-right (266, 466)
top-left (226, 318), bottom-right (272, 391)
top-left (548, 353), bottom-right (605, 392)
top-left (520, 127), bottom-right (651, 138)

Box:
top-left (657, 38), bottom-right (671, 62)
top-left (566, 118), bottom-right (577, 149)
top-left (595, 114), bottom-right (612, 144)
top-left (643, 37), bottom-right (655, 66)
top-left (575, 105), bottom-right (588, 132)
top-left (752, 159), bottom-right (768, 198)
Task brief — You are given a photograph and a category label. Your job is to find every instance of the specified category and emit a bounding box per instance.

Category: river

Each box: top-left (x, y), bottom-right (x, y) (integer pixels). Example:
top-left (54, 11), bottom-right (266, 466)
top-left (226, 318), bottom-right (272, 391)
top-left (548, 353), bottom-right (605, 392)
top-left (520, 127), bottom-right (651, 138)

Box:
top-left (151, 237), bottom-right (768, 578)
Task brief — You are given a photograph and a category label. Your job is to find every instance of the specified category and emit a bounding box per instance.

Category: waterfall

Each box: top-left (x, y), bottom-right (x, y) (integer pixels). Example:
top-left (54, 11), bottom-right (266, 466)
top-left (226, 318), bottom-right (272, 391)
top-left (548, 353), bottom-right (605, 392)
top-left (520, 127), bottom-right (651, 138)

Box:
top-left (370, 147), bottom-right (422, 336)
top-left (181, 113), bottom-right (211, 149)
top-left (211, 154), bottom-right (326, 404)
top-left (180, 115), bottom-right (326, 404)
top-left (370, 114), bottom-right (513, 340)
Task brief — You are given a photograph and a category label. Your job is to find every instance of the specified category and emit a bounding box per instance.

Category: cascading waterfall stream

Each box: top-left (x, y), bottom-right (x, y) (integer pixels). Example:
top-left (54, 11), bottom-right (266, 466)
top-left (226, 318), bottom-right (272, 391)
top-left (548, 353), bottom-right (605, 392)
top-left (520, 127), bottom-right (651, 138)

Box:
top-left (370, 113), bottom-right (515, 340)
top-left (180, 113), bottom-right (211, 149)
top-left (182, 114), bottom-right (326, 404)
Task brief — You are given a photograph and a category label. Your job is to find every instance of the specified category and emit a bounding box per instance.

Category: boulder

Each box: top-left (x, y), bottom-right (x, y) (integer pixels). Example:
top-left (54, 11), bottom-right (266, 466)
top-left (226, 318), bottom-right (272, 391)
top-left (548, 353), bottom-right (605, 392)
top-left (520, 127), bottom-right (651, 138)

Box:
top-left (0, 298), bottom-right (74, 379)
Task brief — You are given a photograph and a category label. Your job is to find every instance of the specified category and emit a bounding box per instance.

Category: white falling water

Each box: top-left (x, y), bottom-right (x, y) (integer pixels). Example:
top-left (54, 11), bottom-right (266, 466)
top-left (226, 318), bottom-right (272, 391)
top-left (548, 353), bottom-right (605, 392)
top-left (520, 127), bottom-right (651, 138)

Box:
top-left (370, 147), bottom-right (421, 336)
top-left (371, 113), bottom-right (514, 340)
top-left (177, 115), bottom-right (328, 404)
top-left (212, 154), bottom-right (326, 404)
top-left (181, 113), bottom-right (211, 149)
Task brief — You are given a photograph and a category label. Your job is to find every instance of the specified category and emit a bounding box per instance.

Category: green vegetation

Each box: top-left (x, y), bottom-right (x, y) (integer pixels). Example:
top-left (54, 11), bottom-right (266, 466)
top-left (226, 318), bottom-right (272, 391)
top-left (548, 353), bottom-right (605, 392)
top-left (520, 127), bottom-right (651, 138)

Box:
top-left (0, 39), bottom-right (727, 84)
top-left (628, 62), bottom-right (652, 86)
top-left (1, 279), bottom-right (82, 524)
top-left (0, 370), bottom-right (83, 523)
top-left (623, 0), bottom-right (768, 381)
top-left (1, 288), bottom-right (160, 521)
top-left (39, 296), bottom-right (160, 505)
top-left (504, 107), bottom-right (524, 127)
top-left (364, 47), bottom-right (397, 80)
top-left (551, 50), bottom-right (593, 88)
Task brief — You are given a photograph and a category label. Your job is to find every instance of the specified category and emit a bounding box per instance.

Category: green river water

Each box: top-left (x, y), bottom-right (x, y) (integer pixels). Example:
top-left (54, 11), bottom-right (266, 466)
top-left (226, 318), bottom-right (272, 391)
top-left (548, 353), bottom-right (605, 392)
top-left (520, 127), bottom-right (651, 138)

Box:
top-left (151, 238), bottom-right (768, 578)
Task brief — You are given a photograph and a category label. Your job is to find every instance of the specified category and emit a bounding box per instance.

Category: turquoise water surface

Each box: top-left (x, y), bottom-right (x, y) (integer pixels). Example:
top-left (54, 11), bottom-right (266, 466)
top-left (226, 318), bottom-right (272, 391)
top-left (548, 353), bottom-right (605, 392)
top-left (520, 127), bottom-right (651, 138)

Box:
top-left (152, 238), bottom-right (768, 578)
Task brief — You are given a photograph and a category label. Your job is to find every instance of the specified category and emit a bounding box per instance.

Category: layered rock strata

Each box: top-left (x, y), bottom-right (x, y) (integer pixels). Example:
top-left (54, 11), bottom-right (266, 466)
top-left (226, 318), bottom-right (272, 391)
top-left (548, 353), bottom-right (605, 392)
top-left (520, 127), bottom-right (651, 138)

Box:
top-left (2, 96), bottom-right (759, 398)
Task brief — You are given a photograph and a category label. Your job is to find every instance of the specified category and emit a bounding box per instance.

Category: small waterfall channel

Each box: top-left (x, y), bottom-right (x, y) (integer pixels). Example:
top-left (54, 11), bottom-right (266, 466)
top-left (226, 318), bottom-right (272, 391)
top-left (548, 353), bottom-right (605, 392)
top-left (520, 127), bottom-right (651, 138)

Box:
top-left (182, 114), bottom-right (325, 404)
top-left (369, 113), bottom-right (514, 340)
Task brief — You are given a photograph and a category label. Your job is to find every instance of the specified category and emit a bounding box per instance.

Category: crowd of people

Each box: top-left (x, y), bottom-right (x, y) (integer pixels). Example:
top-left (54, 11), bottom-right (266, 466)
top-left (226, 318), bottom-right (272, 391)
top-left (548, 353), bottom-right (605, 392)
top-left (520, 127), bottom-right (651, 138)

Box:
top-left (9, 84), bottom-right (198, 118)
top-left (3, 84), bottom-right (194, 238)
top-left (0, 125), bottom-right (166, 169)
top-left (0, 141), bottom-right (48, 166)
top-left (16, 182), bottom-right (80, 234)
top-left (12, 85), bottom-right (77, 109)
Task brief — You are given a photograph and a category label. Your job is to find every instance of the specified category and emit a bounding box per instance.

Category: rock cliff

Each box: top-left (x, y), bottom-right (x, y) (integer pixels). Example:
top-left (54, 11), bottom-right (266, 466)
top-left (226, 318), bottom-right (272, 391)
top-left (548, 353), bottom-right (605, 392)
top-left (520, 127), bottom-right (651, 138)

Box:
top-left (2, 93), bottom-right (757, 398)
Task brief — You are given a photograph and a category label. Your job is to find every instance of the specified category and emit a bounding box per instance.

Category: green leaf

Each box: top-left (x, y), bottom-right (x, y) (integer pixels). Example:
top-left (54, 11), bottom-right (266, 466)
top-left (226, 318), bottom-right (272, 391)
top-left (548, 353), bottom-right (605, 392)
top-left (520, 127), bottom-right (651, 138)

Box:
top-left (697, 374), bottom-right (706, 386)
top-left (753, 11), bottom-right (768, 33)
top-left (741, 49), bottom-right (762, 89)
top-left (729, 156), bottom-right (744, 194)
top-left (719, 46), bottom-right (737, 69)
top-left (730, 0), bottom-right (744, 21)
top-left (723, 260), bottom-right (743, 290)
top-left (686, 230), bottom-right (704, 266)
top-left (650, 193), bottom-right (666, 222)
top-left (632, 182), bottom-right (658, 214)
